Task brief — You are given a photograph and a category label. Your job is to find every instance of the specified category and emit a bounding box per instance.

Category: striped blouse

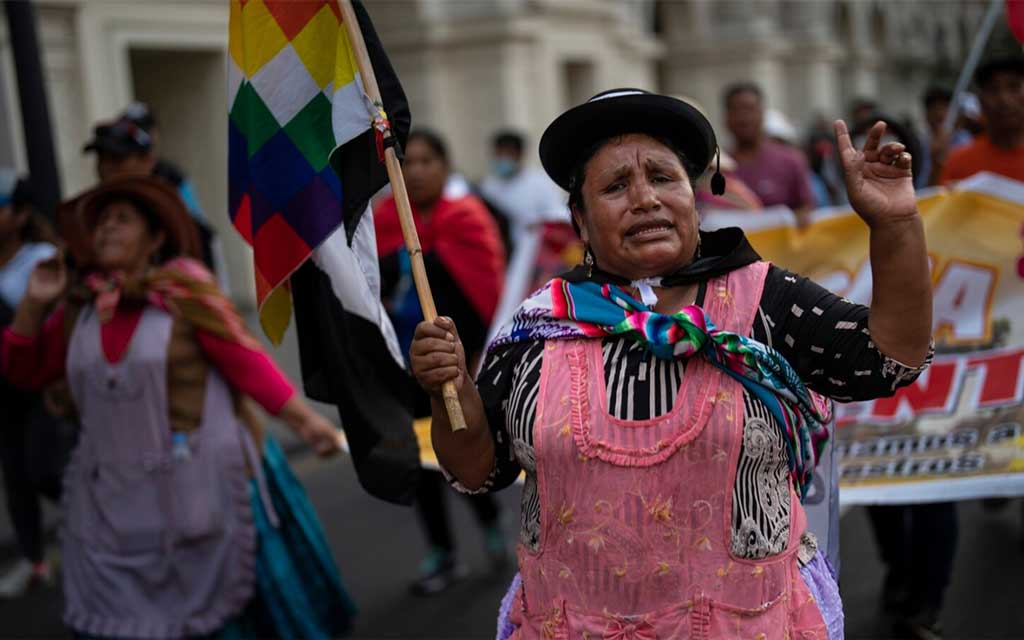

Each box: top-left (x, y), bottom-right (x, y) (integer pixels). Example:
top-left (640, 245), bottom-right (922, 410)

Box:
top-left (458, 265), bottom-right (928, 559)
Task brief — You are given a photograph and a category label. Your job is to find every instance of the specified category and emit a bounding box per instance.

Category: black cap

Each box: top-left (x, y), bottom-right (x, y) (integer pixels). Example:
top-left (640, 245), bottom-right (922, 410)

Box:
top-left (82, 117), bottom-right (153, 156)
top-left (975, 56), bottom-right (1024, 88)
top-left (121, 102), bottom-right (157, 131)
top-left (539, 88), bottom-right (720, 192)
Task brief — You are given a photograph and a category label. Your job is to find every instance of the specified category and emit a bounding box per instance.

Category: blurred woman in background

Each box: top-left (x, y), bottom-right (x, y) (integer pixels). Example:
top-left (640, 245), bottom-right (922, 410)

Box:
top-left (2, 175), bottom-right (354, 638)
top-left (375, 129), bottom-right (510, 595)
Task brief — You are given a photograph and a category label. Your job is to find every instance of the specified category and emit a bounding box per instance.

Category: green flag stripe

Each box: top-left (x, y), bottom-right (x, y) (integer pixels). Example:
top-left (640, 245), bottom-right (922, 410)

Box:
top-left (283, 92), bottom-right (335, 172)
top-left (229, 81), bottom-right (280, 159)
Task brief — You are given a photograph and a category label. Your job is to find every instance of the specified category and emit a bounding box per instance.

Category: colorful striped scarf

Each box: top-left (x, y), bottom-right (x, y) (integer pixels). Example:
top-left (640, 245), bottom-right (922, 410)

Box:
top-left (490, 277), bottom-right (832, 500)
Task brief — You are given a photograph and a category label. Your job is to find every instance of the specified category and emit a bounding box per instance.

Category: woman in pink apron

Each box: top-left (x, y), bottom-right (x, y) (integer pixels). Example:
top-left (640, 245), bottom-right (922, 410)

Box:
top-left (2, 176), bottom-right (353, 638)
top-left (411, 90), bottom-right (934, 639)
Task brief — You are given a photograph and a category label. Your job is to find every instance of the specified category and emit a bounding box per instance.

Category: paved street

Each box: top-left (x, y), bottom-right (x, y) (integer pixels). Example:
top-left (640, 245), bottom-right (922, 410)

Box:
top-left (2, 322), bottom-right (1023, 638)
top-left (2, 452), bottom-right (1024, 638)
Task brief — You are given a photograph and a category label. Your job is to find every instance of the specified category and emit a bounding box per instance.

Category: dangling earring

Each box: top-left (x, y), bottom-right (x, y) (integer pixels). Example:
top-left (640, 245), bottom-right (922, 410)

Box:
top-left (583, 246), bottom-right (595, 278)
top-left (694, 233), bottom-right (702, 261)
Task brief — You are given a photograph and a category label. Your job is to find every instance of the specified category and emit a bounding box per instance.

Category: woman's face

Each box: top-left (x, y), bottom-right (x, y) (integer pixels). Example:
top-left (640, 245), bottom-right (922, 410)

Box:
top-left (573, 133), bottom-right (698, 280)
top-left (92, 199), bottom-right (164, 273)
top-left (403, 138), bottom-right (448, 210)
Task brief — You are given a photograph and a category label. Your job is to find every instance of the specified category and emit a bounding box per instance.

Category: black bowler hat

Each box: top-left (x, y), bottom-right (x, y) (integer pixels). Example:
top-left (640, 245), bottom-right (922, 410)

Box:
top-left (539, 88), bottom-right (723, 194)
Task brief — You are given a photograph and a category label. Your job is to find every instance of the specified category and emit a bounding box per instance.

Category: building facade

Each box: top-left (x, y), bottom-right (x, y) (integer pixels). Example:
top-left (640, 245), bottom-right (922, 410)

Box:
top-left (0, 0), bottom-right (990, 305)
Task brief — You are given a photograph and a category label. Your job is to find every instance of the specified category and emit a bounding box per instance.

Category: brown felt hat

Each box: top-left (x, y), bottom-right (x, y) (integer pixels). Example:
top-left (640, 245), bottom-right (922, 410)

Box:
top-left (57, 175), bottom-right (202, 267)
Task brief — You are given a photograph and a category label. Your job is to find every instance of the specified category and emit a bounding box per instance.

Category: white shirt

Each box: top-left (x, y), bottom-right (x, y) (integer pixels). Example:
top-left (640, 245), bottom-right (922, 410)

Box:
top-left (480, 167), bottom-right (569, 248)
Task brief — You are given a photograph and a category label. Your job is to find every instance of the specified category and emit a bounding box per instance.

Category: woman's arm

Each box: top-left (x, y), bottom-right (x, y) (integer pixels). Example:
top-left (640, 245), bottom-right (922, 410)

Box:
top-left (836, 120), bottom-right (932, 367)
top-left (2, 306), bottom-right (68, 390)
top-left (411, 316), bottom-right (496, 490)
top-left (757, 266), bottom-right (929, 401)
top-left (195, 331), bottom-right (295, 412)
top-left (866, 216), bottom-right (931, 365)
top-left (196, 330), bottom-right (341, 457)
top-left (3, 255), bottom-right (69, 390)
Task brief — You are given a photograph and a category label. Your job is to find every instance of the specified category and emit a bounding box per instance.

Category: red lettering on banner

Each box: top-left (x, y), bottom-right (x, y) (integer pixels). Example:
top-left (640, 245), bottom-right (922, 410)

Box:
top-left (840, 350), bottom-right (1024, 424)
top-left (871, 361), bottom-right (961, 420)
top-left (932, 260), bottom-right (997, 345)
top-left (967, 349), bottom-right (1024, 407)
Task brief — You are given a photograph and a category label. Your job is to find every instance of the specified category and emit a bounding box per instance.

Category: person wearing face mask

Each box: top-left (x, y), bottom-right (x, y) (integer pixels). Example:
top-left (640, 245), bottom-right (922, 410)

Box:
top-left (479, 130), bottom-right (570, 253)
top-left (940, 57), bottom-right (1024, 185)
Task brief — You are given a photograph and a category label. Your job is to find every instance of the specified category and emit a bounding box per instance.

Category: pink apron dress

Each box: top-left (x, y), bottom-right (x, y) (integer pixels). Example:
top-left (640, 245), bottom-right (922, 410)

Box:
top-left (62, 306), bottom-right (256, 638)
top-left (507, 262), bottom-right (829, 639)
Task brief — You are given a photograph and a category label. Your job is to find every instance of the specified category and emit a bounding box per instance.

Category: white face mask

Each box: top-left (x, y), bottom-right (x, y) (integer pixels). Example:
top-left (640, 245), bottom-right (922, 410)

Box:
top-left (491, 157), bottom-right (519, 179)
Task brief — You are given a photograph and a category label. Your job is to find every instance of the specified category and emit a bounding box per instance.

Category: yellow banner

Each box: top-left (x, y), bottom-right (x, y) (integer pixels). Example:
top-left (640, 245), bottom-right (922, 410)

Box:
top-left (706, 172), bottom-right (1024, 504)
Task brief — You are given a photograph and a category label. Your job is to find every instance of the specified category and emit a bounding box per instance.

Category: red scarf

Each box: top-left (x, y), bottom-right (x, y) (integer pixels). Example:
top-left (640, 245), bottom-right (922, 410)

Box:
top-left (79, 257), bottom-right (260, 351)
top-left (375, 194), bottom-right (505, 323)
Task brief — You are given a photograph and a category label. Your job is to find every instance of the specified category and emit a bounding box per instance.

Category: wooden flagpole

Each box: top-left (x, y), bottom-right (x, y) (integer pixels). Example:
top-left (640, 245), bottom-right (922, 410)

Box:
top-left (338, 0), bottom-right (467, 431)
top-left (942, 0), bottom-right (1003, 133)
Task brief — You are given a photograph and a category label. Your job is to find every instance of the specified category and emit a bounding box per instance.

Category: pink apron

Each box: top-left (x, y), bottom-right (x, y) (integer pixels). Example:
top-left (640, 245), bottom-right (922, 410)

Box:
top-left (508, 262), bottom-right (828, 639)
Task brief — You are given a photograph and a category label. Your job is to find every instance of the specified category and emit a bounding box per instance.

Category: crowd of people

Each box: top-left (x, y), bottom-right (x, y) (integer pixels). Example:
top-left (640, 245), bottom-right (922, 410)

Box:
top-left (0, 49), bottom-right (1022, 640)
top-left (695, 57), bottom-right (1024, 228)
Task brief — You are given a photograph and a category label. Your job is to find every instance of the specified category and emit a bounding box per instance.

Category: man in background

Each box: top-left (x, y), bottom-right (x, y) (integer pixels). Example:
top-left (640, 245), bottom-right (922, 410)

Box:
top-left (120, 102), bottom-right (207, 222)
top-left (940, 57), bottom-right (1024, 185)
top-left (724, 83), bottom-right (816, 218)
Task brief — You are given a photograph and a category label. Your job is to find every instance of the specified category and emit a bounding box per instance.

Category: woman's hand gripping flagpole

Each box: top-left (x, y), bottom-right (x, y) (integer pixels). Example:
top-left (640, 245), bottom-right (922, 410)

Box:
top-left (338, 0), bottom-right (468, 432)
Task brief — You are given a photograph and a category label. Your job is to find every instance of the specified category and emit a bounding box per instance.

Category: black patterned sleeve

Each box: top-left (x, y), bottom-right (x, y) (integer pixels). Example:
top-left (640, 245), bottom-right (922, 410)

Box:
top-left (440, 342), bottom-right (526, 494)
top-left (753, 265), bottom-right (931, 402)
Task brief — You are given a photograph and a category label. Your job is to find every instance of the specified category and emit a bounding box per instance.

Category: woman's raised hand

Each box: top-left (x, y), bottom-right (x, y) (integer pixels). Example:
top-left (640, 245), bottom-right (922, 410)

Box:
top-left (410, 317), bottom-right (467, 396)
top-left (835, 120), bottom-right (918, 228)
top-left (25, 255), bottom-right (67, 308)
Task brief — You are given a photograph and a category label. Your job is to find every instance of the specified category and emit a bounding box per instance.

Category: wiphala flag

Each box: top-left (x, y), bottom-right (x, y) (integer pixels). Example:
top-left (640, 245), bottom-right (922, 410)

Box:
top-left (228, 0), bottom-right (419, 504)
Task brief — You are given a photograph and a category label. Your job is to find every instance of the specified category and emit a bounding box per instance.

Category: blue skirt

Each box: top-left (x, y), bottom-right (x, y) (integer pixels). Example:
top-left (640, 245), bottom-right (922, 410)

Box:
top-left (222, 437), bottom-right (356, 639)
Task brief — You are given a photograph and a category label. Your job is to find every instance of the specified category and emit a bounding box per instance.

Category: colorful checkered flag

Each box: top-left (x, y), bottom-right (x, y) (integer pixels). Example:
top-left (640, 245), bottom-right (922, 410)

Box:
top-left (229, 0), bottom-right (419, 504)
